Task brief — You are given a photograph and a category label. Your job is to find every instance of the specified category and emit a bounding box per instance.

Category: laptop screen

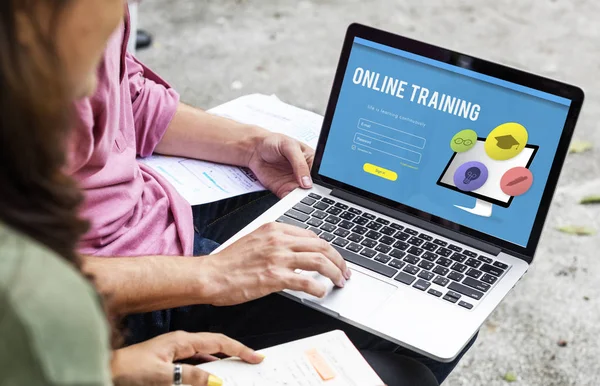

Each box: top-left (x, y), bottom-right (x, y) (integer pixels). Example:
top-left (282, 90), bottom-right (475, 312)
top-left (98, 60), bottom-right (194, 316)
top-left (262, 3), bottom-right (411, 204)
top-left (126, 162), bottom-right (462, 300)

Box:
top-left (318, 37), bottom-right (572, 247)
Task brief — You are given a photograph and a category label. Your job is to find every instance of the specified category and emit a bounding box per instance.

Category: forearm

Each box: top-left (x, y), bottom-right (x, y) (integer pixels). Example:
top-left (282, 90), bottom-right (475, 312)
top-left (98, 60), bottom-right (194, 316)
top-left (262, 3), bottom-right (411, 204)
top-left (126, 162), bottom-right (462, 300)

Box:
top-left (154, 103), bottom-right (268, 166)
top-left (81, 255), bottom-right (215, 315)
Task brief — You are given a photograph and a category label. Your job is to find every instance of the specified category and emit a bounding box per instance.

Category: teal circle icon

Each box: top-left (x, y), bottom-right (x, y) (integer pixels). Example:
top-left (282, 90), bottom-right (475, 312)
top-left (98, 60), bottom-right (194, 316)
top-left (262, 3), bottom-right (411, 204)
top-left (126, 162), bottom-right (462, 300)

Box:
top-left (451, 129), bottom-right (477, 153)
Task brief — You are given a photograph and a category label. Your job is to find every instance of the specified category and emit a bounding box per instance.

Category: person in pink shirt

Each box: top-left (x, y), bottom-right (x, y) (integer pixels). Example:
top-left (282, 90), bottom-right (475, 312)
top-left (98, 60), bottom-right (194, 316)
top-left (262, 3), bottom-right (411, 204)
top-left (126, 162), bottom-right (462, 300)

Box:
top-left (74, 7), bottom-right (471, 385)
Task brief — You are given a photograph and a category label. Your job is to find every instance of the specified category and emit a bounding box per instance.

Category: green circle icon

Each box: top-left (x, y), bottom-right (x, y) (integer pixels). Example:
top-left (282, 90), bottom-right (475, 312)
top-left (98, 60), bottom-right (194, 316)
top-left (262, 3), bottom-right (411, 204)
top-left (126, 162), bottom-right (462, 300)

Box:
top-left (451, 129), bottom-right (477, 153)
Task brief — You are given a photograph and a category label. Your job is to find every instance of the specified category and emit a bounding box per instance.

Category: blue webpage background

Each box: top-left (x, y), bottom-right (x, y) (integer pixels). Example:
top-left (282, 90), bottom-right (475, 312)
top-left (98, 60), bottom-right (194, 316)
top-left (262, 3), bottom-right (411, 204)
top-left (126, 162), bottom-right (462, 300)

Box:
top-left (319, 39), bottom-right (571, 247)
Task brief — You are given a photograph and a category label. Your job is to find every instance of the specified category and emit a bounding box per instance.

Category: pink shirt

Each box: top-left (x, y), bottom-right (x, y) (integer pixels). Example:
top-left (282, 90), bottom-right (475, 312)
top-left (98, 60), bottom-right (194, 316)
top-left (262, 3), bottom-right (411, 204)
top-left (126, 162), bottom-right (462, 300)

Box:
top-left (69, 18), bottom-right (194, 257)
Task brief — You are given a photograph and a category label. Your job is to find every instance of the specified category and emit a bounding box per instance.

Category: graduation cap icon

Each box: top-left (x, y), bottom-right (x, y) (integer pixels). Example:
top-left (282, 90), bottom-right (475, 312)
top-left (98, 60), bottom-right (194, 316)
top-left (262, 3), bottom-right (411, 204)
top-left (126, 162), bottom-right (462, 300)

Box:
top-left (494, 134), bottom-right (520, 150)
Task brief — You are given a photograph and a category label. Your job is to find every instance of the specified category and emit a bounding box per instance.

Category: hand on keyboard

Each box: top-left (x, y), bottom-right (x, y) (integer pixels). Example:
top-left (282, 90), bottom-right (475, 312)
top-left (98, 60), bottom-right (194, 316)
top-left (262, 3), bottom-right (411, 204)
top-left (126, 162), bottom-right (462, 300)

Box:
top-left (205, 222), bottom-right (351, 306)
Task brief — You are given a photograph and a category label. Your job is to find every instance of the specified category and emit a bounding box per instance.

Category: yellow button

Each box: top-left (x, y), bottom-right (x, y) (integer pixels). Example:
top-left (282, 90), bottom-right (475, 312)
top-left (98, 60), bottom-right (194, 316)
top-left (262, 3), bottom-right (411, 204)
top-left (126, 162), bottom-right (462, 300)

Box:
top-left (363, 163), bottom-right (398, 181)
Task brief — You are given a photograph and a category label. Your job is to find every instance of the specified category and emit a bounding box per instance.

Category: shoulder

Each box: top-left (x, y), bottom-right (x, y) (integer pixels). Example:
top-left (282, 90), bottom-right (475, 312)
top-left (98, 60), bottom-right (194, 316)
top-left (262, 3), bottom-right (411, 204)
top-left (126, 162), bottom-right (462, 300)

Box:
top-left (0, 223), bottom-right (112, 385)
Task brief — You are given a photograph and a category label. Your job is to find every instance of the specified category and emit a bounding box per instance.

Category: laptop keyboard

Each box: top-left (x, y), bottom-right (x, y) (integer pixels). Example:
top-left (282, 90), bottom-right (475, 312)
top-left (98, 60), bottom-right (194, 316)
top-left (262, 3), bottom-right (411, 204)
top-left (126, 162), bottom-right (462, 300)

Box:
top-left (276, 193), bottom-right (510, 310)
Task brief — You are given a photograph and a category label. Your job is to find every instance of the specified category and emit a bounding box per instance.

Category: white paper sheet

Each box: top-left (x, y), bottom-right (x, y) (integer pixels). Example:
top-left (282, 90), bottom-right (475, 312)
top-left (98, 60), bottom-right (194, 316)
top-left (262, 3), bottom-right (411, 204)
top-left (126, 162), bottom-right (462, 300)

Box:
top-left (198, 330), bottom-right (384, 386)
top-left (138, 94), bottom-right (323, 205)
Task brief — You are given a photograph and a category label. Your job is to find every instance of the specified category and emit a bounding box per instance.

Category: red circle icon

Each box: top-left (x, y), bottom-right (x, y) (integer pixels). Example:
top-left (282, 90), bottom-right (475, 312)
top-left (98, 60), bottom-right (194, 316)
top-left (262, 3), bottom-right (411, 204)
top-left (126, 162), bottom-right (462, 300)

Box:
top-left (501, 167), bottom-right (533, 196)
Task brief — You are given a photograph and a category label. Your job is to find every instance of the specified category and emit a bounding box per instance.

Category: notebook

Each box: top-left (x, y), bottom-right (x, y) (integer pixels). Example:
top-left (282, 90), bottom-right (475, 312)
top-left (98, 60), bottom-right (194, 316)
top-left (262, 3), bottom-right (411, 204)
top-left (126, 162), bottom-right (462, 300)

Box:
top-left (198, 330), bottom-right (384, 386)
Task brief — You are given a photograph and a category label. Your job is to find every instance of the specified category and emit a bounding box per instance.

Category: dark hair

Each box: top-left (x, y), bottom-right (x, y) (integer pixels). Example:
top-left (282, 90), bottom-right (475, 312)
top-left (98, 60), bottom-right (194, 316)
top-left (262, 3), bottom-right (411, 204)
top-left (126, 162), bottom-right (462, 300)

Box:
top-left (0, 1), bottom-right (88, 263)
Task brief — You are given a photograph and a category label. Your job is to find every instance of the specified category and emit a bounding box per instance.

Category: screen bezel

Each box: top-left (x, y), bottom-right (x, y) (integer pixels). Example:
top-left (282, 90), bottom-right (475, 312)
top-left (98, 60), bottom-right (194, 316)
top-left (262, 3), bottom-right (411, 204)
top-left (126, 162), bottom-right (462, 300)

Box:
top-left (436, 138), bottom-right (539, 208)
top-left (311, 23), bottom-right (584, 259)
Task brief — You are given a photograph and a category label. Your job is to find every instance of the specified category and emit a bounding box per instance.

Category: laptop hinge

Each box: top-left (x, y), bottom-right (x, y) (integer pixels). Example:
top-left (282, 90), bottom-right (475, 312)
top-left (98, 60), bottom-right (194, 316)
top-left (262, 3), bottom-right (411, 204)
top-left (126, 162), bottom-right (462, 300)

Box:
top-left (331, 189), bottom-right (502, 256)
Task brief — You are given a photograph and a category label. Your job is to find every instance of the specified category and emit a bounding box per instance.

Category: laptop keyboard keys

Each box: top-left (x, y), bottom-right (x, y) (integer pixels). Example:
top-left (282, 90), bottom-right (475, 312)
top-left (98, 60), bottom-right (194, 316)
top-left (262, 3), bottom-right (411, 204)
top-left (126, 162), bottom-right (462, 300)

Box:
top-left (347, 233), bottom-right (363, 243)
top-left (347, 243), bottom-right (363, 253)
top-left (448, 282), bottom-right (483, 300)
top-left (326, 207), bottom-right (342, 216)
top-left (339, 211), bottom-right (355, 221)
top-left (422, 242), bottom-right (438, 252)
top-left (436, 257), bottom-right (452, 267)
top-left (321, 198), bottom-right (335, 205)
top-left (333, 228), bottom-right (350, 238)
top-left (314, 201), bottom-right (329, 211)
top-left (433, 266), bottom-right (449, 276)
top-left (448, 271), bottom-right (464, 282)
top-left (418, 233), bottom-right (433, 241)
top-left (333, 237), bottom-right (349, 248)
top-left (309, 227), bottom-right (322, 235)
top-left (394, 272), bottom-right (416, 285)
top-left (352, 216), bottom-right (369, 225)
top-left (332, 245), bottom-right (397, 278)
top-left (480, 263), bottom-right (503, 277)
top-left (428, 289), bottom-right (443, 297)
top-left (422, 252), bottom-right (437, 261)
top-left (319, 232), bottom-right (335, 242)
top-left (313, 210), bottom-right (327, 219)
top-left (481, 273), bottom-right (498, 285)
top-left (379, 235), bottom-right (395, 245)
top-left (458, 301), bottom-right (474, 310)
top-left (403, 255), bottom-right (420, 265)
top-left (408, 237), bottom-right (424, 246)
top-left (375, 244), bottom-right (392, 254)
top-left (463, 250), bottom-right (478, 258)
top-left (451, 253), bottom-right (467, 263)
top-left (301, 197), bottom-right (316, 206)
top-left (320, 223), bottom-right (336, 233)
top-left (493, 261), bottom-right (509, 270)
top-left (408, 246), bottom-right (424, 256)
top-left (285, 209), bottom-right (309, 222)
top-left (293, 203), bottom-right (314, 214)
top-left (353, 225), bottom-right (368, 235)
top-left (451, 262), bottom-right (468, 273)
top-left (465, 258), bottom-right (482, 268)
top-left (437, 247), bottom-right (453, 257)
top-left (433, 239), bottom-right (448, 247)
top-left (361, 239), bottom-right (377, 249)
top-left (389, 249), bottom-right (406, 259)
top-left (433, 276), bottom-right (450, 287)
top-left (388, 259), bottom-right (405, 270)
top-left (381, 226), bottom-right (396, 236)
top-left (277, 216), bottom-right (309, 229)
top-left (390, 223), bottom-right (403, 230)
top-left (362, 213), bottom-right (376, 220)
top-left (463, 277), bottom-right (491, 293)
top-left (394, 232), bottom-right (410, 241)
top-left (413, 279), bottom-right (431, 291)
top-left (418, 271), bottom-right (435, 281)
top-left (308, 193), bottom-right (322, 200)
top-left (403, 264), bottom-right (420, 275)
top-left (366, 230), bottom-right (382, 240)
top-left (393, 241), bottom-right (409, 250)
top-left (448, 244), bottom-right (463, 252)
top-left (360, 248), bottom-right (377, 258)
top-left (478, 255), bottom-right (493, 264)
top-left (374, 253), bottom-right (391, 264)
top-left (465, 268), bottom-right (483, 279)
top-left (366, 221), bottom-right (383, 231)
top-left (443, 294), bottom-right (459, 303)
top-left (307, 218), bottom-right (323, 227)
top-left (418, 261), bottom-right (434, 271)
top-left (339, 220), bottom-right (354, 229)
top-left (404, 228), bottom-right (418, 236)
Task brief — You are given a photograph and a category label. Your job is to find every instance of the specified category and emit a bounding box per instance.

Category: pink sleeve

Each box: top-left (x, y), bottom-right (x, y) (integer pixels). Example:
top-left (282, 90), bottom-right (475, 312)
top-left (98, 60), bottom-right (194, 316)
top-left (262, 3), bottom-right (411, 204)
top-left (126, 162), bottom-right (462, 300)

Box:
top-left (126, 53), bottom-right (180, 157)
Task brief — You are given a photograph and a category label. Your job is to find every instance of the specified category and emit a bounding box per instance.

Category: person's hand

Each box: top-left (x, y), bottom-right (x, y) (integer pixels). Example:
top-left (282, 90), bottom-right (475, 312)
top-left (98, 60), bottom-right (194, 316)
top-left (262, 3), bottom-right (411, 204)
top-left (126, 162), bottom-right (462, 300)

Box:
top-left (247, 133), bottom-right (315, 198)
top-left (111, 331), bottom-right (264, 386)
top-left (203, 222), bottom-right (351, 306)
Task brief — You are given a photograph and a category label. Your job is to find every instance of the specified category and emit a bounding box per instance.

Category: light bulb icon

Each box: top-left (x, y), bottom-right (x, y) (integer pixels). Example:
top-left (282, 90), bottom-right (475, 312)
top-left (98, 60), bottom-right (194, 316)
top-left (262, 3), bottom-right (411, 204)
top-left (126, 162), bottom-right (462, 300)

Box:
top-left (463, 167), bottom-right (481, 185)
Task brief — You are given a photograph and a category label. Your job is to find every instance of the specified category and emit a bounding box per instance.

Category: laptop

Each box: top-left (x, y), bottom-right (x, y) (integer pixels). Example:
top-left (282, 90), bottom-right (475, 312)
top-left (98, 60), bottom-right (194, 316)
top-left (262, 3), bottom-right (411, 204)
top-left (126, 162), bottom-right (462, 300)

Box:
top-left (213, 24), bottom-right (584, 362)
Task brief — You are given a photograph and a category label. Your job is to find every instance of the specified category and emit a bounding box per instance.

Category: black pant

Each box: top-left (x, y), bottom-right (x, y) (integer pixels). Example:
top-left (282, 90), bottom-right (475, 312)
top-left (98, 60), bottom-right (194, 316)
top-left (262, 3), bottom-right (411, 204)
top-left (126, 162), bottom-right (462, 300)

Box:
top-left (126, 192), bottom-right (475, 385)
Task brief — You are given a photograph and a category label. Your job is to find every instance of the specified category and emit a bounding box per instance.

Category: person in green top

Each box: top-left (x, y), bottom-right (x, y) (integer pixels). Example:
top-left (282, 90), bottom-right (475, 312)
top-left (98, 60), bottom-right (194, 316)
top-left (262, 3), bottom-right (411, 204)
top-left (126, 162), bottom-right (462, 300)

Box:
top-left (0, 1), bottom-right (264, 385)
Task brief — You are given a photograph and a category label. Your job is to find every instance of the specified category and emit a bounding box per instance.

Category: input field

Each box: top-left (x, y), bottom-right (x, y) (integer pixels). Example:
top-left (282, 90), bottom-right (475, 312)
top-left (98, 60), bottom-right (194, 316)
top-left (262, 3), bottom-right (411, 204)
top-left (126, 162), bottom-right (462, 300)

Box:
top-left (357, 118), bottom-right (426, 150)
top-left (353, 133), bottom-right (422, 164)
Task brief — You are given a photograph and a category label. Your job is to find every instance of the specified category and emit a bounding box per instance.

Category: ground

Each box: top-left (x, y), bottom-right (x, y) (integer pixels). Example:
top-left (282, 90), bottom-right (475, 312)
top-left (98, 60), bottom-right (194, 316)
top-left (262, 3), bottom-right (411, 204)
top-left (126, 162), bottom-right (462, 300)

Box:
top-left (138, 1), bottom-right (600, 385)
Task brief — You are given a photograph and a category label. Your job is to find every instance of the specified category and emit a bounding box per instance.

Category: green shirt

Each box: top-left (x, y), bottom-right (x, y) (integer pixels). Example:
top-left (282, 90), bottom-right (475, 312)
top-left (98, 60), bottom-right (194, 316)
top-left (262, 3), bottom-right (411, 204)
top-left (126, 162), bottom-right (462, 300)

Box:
top-left (0, 222), bottom-right (112, 385)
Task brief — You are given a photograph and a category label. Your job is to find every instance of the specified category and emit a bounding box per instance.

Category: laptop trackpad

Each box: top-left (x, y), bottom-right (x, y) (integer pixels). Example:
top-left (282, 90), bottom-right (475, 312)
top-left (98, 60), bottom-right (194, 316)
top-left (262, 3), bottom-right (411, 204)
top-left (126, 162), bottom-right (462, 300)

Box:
top-left (300, 270), bottom-right (397, 319)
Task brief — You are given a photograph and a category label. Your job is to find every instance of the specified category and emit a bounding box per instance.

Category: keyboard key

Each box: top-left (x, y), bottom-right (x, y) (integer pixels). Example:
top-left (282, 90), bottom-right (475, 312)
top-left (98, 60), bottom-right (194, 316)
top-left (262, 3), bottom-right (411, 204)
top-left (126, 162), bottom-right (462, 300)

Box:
top-left (403, 264), bottom-right (419, 275)
top-left (376, 218), bottom-right (390, 225)
top-left (465, 258), bottom-right (482, 268)
top-left (443, 294), bottom-right (459, 303)
top-left (339, 211), bottom-right (356, 221)
top-left (366, 221), bottom-right (383, 231)
top-left (277, 216), bottom-right (309, 229)
top-left (458, 301), bottom-right (473, 310)
top-left (447, 290), bottom-right (462, 299)
top-left (433, 276), bottom-right (450, 287)
top-left (418, 261), bottom-right (434, 271)
top-left (418, 270), bottom-right (435, 281)
top-left (308, 227), bottom-right (322, 235)
top-left (451, 253), bottom-right (466, 263)
top-left (366, 230), bottom-right (382, 240)
top-left (389, 259), bottom-right (405, 269)
top-left (375, 244), bottom-right (392, 254)
top-left (427, 289), bottom-right (443, 297)
top-left (375, 254), bottom-right (391, 264)
top-left (433, 266), bottom-right (449, 276)
top-left (362, 213), bottom-right (376, 220)
top-left (390, 223), bottom-right (404, 230)
top-left (379, 235), bottom-right (395, 245)
top-left (326, 207), bottom-right (342, 215)
top-left (360, 248), bottom-right (377, 258)
top-left (333, 237), bottom-right (349, 247)
top-left (481, 274), bottom-right (498, 285)
top-left (433, 239), bottom-right (448, 247)
top-left (347, 243), bottom-right (363, 253)
top-left (463, 250), bottom-right (478, 258)
top-left (437, 247), bottom-right (453, 257)
top-left (307, 218), bottom-right (323, 227)
top-left (465, 268), bottom-right (483, 279)
top-left (463, 277), bottom-right (491, 292)
top-left (422, 252), bottom-right (437, 262)
top-left (407, 246), bottom-right (424, 256)
top-left (285, 209), bottom-right (309, 222)
top-left (314, 201), bottom-right (329, 211)
top-left (339, 220), bottom-right (354, 229)
top-left (413, 279), bottom-right (431, 291)
top-left (408, 237), bottom-right (424, 246)
top-left (493, 261), bottom-right (509, 270)
top-left (389, 249), bottom-right (406, 259)
top-left (418, 233), bottom-right (433, 241)
top-left (293, 203), bottom-right (315, 214)
top-left (301, 197), bottom-right (316, 206)
top-left (393, 241), bottom-right (409, 250)
top-left (394, 271), bottom-right (416, 285)
top-left (361, 239), bottom-right (377, 248)
top-left (348, 207), bottom-right (362, 215)
top-left (313, 210), bottom-right (327, 219)
top-left (308, 193), bottom-right (322, 199)
top-left (451, 263), bottom-right (468, 273)
top-left (394, 231), bottom-right (410, 241)
top-left (319, 232), bottom-right (335, 242)
top-left (478, 255), bottom-right (493, 264)
top-left (352, 216), bottom-right (369, 225)
top-left (322, 198), bottom-right (335, 205)
top-left (404, 254), bottom-right (420, 265)
top-left (320, 223), bottom-right (336, 233)
top-left (480, 263), bottom-right (503, 277)
top-left (332, 245), bottom-right (398, 278)
top-left (404, 228), bottom-right (418, 236)
top-left (347, 233), bottom-right (363, 243)
top-left (353, 225), bottom-right (368, 235)
top-left (448, 244), bottom-right (463, 252)
top-left (448, 282), bottom-right (483, 300)
top-left (422, 242), bottom-right (438, 252)
top-left (333, 228), bottom-right (350, 238)
top-left (448, 271), bottom-right (464, 282)
top-left (335, 202), bottom-right (348, 210)
top-left (381, 226), bottom-right (396, 236)
top-left (436, 257), bottom-right (452, 267)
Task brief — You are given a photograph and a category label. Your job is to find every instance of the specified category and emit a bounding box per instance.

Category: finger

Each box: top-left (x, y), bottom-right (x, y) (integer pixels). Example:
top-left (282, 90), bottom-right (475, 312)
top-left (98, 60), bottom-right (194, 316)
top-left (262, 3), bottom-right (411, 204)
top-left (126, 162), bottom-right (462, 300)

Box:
top-left (291, 252), bottom-right (346, 288)
top-left (180, 364), bottom-right (219, 386)
top-left (188, 353), bottom-right (220, 363)
top-left (283, 271), bottom-right (328, 298)
top-left (267, 222), bottom-right (319, 239)
top-left (280, 138), bottom-right (313, 189)
top-left (289, 237), bottom-right (350, 280)
top-left (177, 333), bottom-right (265, 365)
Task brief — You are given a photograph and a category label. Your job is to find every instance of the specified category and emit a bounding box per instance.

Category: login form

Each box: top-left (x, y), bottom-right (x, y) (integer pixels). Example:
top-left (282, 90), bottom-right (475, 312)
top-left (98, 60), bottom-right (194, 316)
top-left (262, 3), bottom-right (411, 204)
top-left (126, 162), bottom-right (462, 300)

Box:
top-left (318, 38), bottom-right (571, 247)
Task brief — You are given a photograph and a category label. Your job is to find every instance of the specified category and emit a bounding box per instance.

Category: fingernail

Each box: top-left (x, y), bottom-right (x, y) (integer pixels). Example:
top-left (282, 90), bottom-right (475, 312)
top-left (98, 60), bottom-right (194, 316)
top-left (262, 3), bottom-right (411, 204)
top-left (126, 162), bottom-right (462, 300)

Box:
top-left (338, 277), bottom-right (346, 287)
top-left (302, 176), bottom-right (313, 188)
top-left (255, 353), bottom-right (266, 361)
top-left (208, 374), bottom-right (223, 386)
top-left (346, 269), bottom-right (352, 279)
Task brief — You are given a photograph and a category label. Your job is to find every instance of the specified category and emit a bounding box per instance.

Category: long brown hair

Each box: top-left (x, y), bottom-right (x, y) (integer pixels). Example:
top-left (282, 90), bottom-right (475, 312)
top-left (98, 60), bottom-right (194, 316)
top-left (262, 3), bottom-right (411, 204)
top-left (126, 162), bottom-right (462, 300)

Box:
top-left (0, 0), bottom-right (89, 263)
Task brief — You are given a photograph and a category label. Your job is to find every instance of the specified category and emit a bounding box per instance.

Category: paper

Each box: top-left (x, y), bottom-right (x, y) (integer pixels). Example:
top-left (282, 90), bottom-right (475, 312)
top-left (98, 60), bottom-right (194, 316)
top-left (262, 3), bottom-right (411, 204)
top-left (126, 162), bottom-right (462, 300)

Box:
top-left (198, 330), bottom-right (384, 386)
top-left (138, 94), bottom-right (323, 206)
